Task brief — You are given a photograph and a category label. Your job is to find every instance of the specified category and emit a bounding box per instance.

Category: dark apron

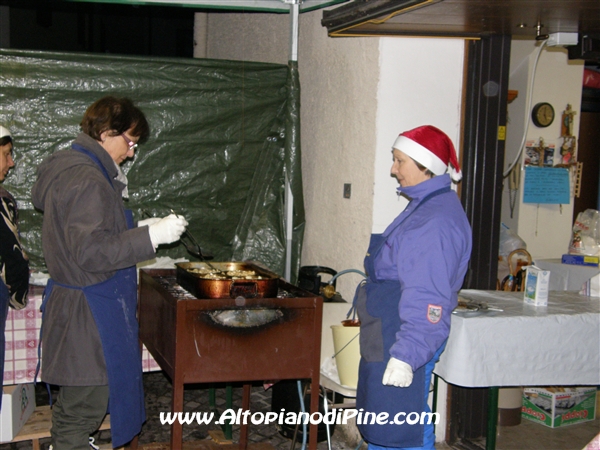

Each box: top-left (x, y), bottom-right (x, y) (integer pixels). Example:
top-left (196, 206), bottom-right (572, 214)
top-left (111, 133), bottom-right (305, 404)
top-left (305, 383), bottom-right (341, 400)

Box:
top-left (356, 186), bottom-right (449, 448)
top-left (0, 279), bottom-right (9, 410)
top-left (40, 145), bottom-right (145, 447)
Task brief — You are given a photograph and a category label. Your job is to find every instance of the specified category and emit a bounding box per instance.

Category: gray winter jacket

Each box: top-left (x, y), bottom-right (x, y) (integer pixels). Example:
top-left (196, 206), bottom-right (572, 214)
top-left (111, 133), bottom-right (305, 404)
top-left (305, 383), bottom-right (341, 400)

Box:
top-left (31, 133), bottom-right (155, 385)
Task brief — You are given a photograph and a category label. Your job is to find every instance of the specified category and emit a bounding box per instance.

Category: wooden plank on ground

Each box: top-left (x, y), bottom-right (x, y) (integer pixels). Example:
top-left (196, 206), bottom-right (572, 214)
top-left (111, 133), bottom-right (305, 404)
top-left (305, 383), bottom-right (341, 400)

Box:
top-left (136, 442), bottom-right (275, 450)
top-left (11, 405), bottom-right (111, 443)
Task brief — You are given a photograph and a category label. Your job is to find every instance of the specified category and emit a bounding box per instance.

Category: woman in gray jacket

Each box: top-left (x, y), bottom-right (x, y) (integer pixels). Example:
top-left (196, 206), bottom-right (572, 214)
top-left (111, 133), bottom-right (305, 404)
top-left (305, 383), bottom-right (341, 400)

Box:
top-left (32, 96), bottom-right (187, 449)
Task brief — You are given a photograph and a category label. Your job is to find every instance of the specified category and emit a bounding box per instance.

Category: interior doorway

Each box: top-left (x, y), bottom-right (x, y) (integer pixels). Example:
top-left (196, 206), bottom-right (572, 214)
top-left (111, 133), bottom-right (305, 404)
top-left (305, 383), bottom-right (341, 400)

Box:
top-left (576, 85), bottom-right (600, 220)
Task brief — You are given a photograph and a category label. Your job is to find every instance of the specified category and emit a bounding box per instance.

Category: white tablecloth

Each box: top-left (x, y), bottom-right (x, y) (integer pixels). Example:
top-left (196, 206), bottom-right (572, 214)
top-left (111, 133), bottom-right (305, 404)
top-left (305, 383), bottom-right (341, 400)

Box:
top-left (433, 289), bottom-right (600, 388)
top-left (535, 258), bottom-right (599, 291)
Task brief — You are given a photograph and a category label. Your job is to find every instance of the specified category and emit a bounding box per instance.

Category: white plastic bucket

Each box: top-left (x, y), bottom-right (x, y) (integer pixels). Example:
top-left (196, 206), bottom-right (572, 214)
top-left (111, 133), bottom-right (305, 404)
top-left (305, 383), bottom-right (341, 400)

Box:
top-left (331, 324), bottom-right (360, 388)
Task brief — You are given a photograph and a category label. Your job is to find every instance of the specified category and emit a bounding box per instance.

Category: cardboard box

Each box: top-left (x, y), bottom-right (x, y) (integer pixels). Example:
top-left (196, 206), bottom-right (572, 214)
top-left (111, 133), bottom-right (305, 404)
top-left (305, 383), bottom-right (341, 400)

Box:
top-left (562, 254), bottom-right (600, 267)
top-left (0, 384), bottom-right (36, 442)
top-left (524, 265), bottom-right (550, 306)
top-left (522, 387), bottom-right (597, 428)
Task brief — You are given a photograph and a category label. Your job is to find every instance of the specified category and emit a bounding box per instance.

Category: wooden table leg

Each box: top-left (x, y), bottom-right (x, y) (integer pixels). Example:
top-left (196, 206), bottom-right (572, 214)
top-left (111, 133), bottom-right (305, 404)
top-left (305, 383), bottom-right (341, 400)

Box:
top-left (170, 380), bottom-right (185, 450)
top-left (225, 384), bottom-right (233, 440)
top-left (238, 384), bottom-right (251, 450)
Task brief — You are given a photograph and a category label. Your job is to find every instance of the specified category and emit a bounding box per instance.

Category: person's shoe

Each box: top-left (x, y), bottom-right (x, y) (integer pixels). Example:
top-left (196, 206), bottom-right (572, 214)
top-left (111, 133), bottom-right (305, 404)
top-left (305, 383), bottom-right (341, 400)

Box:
top-left (47, 437), bottom-right (99, 449)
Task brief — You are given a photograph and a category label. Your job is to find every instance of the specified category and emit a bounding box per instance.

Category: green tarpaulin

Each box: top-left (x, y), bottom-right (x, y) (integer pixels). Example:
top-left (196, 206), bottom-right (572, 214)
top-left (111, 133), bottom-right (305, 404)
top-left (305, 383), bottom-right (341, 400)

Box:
top-left (0, 49), bottom-right (304, 281)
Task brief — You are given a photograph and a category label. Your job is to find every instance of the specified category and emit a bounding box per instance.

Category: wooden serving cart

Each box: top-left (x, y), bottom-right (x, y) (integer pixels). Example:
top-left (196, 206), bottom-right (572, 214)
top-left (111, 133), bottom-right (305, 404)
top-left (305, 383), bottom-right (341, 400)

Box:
top-left (137, 269), bottom-right (323, 450)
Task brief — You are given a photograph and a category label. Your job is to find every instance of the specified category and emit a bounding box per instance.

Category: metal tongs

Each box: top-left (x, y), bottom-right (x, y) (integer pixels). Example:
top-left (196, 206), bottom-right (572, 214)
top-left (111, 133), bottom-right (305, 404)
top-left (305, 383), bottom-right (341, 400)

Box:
top-left (143, 209), bottom-right (215, 263)
top-left (453, 299), bottom-right (504, 314)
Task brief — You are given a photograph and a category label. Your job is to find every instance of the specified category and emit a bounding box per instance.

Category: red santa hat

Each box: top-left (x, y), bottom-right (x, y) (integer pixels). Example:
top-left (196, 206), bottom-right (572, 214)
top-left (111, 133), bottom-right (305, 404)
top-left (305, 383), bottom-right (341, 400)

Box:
top-left (392, 125), bottom-right (462, 182)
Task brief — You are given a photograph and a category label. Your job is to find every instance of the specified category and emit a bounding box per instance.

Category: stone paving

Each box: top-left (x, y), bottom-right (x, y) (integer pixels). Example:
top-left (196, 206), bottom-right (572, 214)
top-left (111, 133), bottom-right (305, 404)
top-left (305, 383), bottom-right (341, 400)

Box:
top-left (0, 372), bottom-right (359, 450)
top-left (131, 372), bottom-right (358, 450)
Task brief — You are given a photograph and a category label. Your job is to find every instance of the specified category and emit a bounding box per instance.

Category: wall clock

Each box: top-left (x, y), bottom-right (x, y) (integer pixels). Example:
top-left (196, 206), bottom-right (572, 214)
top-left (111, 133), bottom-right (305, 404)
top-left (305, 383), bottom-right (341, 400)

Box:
top-left (531, 102), bottom-right (555, 128)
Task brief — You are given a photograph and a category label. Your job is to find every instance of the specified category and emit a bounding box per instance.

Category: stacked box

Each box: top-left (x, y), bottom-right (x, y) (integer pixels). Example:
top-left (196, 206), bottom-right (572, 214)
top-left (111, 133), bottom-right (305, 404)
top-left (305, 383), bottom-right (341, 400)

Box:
top-left (522, 387), bottom-right (597, 428)
top-left (562, 254), bottom-right (599, 267)
top-left (0, 384), bottom-right (36, 442)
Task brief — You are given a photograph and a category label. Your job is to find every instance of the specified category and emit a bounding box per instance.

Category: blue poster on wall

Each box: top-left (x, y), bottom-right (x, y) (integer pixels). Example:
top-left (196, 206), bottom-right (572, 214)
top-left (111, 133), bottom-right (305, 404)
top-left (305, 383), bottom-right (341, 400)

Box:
top-left (523, 166), bottom-right (571, 204)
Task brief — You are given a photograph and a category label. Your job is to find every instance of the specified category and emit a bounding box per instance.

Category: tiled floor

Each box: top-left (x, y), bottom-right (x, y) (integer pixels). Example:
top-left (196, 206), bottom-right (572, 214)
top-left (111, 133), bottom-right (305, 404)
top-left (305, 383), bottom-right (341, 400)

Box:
top-left (444, 417), bottom-right (600, 450)
top-left (1, 373), bottom-right (597, 450)
top-left (495, 417), bottom-right (599, 450)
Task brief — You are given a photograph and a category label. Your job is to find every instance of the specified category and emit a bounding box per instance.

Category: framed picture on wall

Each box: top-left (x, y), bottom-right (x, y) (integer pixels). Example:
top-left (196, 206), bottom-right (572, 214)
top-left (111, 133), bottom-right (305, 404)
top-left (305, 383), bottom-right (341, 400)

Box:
top-left (524, 141), bottom-right (542, 166)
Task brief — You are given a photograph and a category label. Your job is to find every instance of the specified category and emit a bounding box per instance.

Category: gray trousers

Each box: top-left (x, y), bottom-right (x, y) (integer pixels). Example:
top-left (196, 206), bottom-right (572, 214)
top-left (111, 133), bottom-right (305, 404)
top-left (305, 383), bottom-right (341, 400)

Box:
top-left (51, 385), bottom-right (109, 450)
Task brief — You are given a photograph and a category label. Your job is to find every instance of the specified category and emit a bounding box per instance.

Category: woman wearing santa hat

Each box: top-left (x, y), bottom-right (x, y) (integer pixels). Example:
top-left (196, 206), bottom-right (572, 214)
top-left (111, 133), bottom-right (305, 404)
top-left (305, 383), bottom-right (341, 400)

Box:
top-left (355, 125), bottom-right (472, 449)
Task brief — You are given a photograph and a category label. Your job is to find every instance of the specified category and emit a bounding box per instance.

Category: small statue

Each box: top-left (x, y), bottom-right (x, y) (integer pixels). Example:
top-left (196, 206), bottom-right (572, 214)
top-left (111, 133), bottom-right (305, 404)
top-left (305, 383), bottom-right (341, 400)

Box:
top-left (561, 104), bottom-right (577, 137)
top-left (536, 137), bottom-right (546, 167)
top-left (558, 135), bottom-right (576, 166)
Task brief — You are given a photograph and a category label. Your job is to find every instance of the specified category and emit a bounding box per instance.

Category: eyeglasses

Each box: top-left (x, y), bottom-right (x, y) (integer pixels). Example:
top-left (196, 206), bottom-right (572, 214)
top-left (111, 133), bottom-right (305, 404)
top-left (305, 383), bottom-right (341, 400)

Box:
top-left (121, 134), bottom-right (138, 151)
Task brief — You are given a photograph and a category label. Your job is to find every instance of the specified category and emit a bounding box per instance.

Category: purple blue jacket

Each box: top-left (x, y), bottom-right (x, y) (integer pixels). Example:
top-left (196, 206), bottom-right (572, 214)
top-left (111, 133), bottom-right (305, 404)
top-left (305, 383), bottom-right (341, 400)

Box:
top-left (374, 174), bottom-right (472, 371)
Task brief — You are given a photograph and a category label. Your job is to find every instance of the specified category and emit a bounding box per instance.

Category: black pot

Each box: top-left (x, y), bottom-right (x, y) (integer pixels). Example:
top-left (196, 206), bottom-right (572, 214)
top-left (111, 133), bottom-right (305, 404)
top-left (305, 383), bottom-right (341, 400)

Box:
top-left (297, 266), bottom-right (337, 301)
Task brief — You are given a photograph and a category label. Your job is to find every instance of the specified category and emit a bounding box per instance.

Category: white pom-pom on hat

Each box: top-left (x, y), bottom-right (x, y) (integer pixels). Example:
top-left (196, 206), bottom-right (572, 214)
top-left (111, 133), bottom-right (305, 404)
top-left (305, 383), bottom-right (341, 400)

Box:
top-left (0, 126), bottom-right (11, 139)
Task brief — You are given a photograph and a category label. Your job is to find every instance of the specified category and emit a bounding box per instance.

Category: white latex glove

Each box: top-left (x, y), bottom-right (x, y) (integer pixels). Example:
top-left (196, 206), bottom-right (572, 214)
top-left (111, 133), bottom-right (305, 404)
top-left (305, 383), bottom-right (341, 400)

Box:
top-left (138, 217), bottom-right (161, 227)
top-left (382, 357), bottom-right (413, 387)
top-left (148, 214), bottom-right (188, 249)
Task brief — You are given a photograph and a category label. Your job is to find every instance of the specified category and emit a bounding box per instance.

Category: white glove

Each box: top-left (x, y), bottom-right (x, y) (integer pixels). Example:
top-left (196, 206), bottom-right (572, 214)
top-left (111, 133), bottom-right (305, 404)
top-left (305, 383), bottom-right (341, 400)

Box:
top-left (382, 357), bottom-right (413, 387)
top-left (148, 214), bottom-right (188, 249)
top-left (138, 217), bottom-right (161, 227)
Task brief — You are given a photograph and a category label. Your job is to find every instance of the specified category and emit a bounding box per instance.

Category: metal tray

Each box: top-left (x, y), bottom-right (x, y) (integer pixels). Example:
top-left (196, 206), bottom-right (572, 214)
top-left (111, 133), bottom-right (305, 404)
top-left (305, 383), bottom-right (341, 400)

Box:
top-left (175, 261), bottom-right (280, 299)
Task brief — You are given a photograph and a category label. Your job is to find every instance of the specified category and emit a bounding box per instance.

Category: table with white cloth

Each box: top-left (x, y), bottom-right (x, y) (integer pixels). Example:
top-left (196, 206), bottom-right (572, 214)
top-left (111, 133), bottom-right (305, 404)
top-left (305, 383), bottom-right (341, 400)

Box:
top-left (433, 289), bottom-right (600, 450)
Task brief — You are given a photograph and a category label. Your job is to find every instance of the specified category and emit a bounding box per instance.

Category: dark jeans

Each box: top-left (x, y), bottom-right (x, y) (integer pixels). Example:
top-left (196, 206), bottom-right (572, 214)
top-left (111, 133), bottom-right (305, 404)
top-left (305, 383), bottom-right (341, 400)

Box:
top-left (51, 385), bottom-right (109, 450)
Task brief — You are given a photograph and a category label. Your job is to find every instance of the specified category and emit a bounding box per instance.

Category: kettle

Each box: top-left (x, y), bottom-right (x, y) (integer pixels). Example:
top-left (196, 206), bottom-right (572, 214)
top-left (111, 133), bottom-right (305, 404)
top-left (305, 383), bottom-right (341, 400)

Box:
top-left (297, 266), bottom-right (337, 301)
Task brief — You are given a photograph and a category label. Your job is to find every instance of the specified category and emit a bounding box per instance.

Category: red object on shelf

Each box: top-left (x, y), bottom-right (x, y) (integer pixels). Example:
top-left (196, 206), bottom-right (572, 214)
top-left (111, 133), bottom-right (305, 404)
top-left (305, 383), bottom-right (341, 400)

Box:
top-left (583, 68), bottom-right (600, 89)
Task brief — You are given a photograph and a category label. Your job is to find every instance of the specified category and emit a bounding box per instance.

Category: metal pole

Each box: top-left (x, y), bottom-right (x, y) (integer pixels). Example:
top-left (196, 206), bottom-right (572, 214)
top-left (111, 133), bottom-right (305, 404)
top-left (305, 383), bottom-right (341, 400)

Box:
top-left (289, 0), bottom-right (299, 62)
top-left (284, 172), bottom-right (293, 281)
top-left (284, 0), bottom-right (299, 281)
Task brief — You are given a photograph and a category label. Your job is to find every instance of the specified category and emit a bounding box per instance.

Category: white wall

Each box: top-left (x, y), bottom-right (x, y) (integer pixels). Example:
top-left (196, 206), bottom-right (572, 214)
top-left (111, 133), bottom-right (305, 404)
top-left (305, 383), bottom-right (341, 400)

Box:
top-left (503, 40), bottom-right (584, 260)
top-left (373, 37), bottom-right (465, 233)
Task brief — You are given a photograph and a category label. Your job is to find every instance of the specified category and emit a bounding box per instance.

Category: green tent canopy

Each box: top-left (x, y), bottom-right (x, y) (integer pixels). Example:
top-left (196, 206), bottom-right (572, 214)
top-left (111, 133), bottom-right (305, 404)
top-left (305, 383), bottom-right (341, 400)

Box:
top-left (0, 49), bottom-right (304, 280)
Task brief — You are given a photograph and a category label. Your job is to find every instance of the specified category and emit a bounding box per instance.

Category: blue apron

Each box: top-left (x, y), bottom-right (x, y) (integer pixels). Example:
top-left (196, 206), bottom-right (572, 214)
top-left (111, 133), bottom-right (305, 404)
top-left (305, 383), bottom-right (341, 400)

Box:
top-left (356, 187), bottom-right (449, 448)
top-left (40, 145), bottom-right (145, 447)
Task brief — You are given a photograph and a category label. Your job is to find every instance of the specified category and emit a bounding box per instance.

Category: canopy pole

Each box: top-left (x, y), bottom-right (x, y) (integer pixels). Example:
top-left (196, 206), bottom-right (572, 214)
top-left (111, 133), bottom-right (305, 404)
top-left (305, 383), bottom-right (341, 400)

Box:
top-left (289, 0), bottom-right (299, 62)
top-left (284, 0), bottom-right (299, 281)
top-left (284, 172), bottom-right (293, 281)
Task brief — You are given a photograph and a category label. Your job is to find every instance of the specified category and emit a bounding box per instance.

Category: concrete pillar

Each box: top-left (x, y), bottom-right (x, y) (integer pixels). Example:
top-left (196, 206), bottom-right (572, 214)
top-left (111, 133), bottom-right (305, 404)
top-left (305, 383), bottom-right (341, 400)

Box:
top-left (193, 12), bottom-right (208, 58)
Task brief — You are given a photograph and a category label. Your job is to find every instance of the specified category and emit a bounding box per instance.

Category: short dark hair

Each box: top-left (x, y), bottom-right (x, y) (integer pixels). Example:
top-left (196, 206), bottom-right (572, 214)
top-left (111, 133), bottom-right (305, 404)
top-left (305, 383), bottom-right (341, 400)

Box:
top-left (413, 159), bottom-right (435, 178)
top-left (80, 96), bottom-right (150, 143)
top-left (0, 136), bottom-right (12, 147)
